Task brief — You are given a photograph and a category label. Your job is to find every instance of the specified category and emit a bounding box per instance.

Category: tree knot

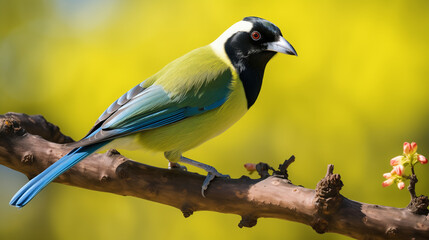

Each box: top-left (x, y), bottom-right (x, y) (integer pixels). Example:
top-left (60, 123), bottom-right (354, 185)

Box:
top-left (0, 117), bottom-right (26, 136)
top-left (312, 164), bottom-right (343, 234)
top-left (407, 195), bottom-right (429, 215)
top-left (311, 218), bottom-right (329, 234)
top-left (106, 149), bottom-right (121, 157)
top-left (385, 226), bottom-right (399, 239)
top-left (316, 173), bottom-right (343, 199)
top-left (315, 165), bottom-right (343, 215)
top-left (238, 215), bottom-right (258, 228)
top-left (181, 204), bottom-right (194, 218)
top-left (100, 175), bottom-right (111, 183)
top-left (21, 153), bottom-right (34, 165)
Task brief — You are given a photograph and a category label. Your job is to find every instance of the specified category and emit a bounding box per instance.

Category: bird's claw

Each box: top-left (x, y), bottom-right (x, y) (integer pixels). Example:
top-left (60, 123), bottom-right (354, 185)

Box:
top-left (201, 171), bottom-right (230, 197)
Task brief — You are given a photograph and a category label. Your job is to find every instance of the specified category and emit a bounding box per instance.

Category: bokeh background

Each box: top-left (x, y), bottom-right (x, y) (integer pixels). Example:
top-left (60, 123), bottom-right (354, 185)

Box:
top-left (1, 0), bottom-right (429, 239)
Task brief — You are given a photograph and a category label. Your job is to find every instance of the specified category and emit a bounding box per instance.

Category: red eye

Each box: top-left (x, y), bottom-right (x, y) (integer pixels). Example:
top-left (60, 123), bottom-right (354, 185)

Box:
top-left (251, 31), bottom-right (261, 41)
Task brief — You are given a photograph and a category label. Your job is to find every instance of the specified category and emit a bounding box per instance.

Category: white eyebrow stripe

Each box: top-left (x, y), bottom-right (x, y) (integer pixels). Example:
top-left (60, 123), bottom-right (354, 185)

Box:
top-left (210, 21), bottom-right (253, 67)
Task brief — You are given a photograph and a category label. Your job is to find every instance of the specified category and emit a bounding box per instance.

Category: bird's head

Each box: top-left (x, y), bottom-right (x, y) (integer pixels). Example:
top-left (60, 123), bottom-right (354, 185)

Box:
top-left (210, 16), bottom-right (297, 72)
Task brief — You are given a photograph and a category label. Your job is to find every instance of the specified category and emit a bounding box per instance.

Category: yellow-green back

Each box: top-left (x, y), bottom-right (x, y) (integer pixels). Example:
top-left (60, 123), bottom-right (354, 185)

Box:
top-left (143, 46), bottom-right (234, 107)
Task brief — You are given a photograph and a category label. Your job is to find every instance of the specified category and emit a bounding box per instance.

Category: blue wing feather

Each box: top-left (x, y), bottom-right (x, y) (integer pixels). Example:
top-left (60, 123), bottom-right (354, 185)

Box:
top-left (84, 83), bottom-right (147, 138)
top-left (71, 83), bottom-right (229, 148)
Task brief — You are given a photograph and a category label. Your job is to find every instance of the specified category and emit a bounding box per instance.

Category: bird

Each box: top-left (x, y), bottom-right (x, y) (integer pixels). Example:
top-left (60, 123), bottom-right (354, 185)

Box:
top-left (10, 16), bottom-right (297, 208)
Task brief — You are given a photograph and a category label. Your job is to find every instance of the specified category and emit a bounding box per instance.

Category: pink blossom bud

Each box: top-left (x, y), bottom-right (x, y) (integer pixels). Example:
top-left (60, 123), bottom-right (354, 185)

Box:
top-left (391, 164), bottom-right (404, 176)
top-left (383, 173), bottom-right (392, 179)
top-left (410, 142), bottom-right (417, 154)
top-left (403, 142), bottom-right (411, 155)
top-left (397, 181), bottom-right (405, 190)
top-left (382, 178), bottom-right (394, 187)
top-left (390, 156), bottom-right (403, 166)
top-left (418, 154), bottom-right (428, 164)
top-left (244, 163), bottom-right (256, 172)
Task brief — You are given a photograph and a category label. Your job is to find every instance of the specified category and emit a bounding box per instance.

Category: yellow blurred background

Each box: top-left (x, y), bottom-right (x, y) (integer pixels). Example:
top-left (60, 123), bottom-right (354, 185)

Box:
top-left (1, 0), bottom-right (429, 239)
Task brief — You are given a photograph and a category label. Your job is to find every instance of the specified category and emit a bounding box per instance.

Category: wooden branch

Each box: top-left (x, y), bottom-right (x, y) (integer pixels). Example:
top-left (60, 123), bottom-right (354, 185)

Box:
top-left (1, 112), bottom-right (428, 240)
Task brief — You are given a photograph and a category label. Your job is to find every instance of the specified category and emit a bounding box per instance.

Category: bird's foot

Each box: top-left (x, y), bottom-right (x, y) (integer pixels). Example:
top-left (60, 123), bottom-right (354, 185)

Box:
top-left (168, 162), bottom-right (188, 171)
top-left (201, 169), bottom-right (230, 197)
top-left (178, 156), bottom-right (229, 197)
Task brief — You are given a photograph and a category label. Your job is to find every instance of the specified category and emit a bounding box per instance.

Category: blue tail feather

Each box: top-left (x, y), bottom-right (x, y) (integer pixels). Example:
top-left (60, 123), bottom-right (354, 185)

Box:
top-left (10, 141), bottom-right (108, 208)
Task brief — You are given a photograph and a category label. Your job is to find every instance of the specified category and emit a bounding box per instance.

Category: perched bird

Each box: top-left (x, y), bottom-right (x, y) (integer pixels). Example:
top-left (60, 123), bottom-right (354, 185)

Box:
top-left (10, 16), bottom-right (297, 208)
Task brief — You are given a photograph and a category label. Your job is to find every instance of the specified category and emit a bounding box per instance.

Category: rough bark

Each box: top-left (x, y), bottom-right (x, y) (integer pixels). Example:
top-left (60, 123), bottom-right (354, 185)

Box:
top-left (0, 112), bottom-right (428, 240)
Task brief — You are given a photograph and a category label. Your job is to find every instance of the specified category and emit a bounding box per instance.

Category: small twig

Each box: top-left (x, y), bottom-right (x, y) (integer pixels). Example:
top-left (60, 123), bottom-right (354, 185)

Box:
top-left (273, 155), bottom-right (295, 179)
top-left (255, 162), bottom-right (275, 179)
top-left (254, 156), bottom-right (295, 180)
top-left (407, 164), bottom-right (429, 215)
top-left (407, 164), bottom-right (417, 200)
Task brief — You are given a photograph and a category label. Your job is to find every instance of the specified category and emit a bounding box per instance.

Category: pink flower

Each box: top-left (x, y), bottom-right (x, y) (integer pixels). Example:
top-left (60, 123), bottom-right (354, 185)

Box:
top-left (391, 164), bottom-right (404, 176)
top-left (418, 154), bottom-right (428, 164)
top-left (244, 163), bottom-right (256, 172)
top-left (382, 178), bottom-right (394, 187)
top-left (411, 142), bottom-right (417, 154)
top-left (403, 142), bottom-right (417, 155)
top-left (397, 181), bottom-right (405, 190)
top-left (390, 156), bottom-right (403, 166)
top-left (383, 142), bottom-right (426, 190)
top-left (403, 142), bottom-right (411, 155)
top-left (383, 173), bottom-right (392, 179)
